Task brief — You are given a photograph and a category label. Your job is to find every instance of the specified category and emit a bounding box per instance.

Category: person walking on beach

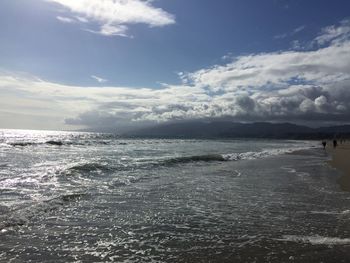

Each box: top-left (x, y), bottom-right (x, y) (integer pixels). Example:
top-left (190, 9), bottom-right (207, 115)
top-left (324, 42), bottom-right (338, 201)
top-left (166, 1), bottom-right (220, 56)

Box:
top-left (333, 139), bottom-right (338, 148)
top-left (322, 141), bottom-right (326, 149)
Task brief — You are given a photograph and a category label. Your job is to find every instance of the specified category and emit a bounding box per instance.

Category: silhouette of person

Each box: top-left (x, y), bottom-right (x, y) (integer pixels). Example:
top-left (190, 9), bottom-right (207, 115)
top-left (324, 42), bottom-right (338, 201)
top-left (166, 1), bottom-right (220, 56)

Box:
top-left (333, 139), bottom-right (338, 148)
top-left (322, 141), bottom-right (326, 149)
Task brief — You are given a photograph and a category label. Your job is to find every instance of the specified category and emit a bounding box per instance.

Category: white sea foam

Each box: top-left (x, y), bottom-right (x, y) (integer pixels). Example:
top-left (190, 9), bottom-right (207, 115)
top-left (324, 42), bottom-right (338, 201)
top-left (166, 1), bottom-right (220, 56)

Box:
top-left (222, 145), bottom-right (313, 161)
top-left (278, 235), bottom-right (350, 245)
top-left (310, 211), bottom-right (340, 215)
top-left (281, 166), bottom-right (297, 173)
top-left (309, 210), bottom-right (350, 216)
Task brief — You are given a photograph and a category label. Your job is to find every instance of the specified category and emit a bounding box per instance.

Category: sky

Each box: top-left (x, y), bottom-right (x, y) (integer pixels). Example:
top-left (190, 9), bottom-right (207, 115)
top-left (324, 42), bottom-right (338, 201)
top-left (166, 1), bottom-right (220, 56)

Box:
top-left (1, 0), bottom-right (350, 131)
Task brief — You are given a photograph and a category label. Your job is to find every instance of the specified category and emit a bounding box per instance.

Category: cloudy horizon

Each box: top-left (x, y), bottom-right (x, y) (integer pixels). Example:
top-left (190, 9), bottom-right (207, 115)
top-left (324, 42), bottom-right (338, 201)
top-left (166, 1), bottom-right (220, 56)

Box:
top-left (1, 0), bottom-right (350, 131)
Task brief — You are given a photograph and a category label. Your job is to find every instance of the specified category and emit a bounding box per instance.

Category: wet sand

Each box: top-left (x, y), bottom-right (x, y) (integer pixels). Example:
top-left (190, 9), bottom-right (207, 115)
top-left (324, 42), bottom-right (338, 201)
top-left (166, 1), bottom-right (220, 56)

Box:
top-left (327, 142), bottom-right (350, 191)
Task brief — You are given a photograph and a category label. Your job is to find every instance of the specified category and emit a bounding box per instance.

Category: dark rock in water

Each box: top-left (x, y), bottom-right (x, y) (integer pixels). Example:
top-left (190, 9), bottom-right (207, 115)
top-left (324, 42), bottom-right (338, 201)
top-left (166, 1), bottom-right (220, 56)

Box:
top-left (46, 140), bottom-right (63, 146)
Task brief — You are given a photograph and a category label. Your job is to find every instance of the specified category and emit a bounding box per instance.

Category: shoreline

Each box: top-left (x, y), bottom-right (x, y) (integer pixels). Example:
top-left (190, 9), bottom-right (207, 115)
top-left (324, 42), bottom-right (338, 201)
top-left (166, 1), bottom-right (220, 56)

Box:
top-left (327, 142), bottom-right (350, 192)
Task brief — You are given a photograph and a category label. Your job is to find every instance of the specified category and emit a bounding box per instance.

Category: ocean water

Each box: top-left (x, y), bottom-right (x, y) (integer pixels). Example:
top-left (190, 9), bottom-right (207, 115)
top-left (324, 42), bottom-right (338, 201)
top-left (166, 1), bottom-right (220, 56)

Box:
top-left (1, 129), bottom-right (350, 262)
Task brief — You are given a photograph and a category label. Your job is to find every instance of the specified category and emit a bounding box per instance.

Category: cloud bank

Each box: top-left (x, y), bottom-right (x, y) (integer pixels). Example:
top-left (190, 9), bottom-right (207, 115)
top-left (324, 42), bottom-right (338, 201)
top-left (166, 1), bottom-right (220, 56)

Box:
top-left (47, 0), bottom-right (175, 36)
top-left (1, 20), bottom-right (350, 130)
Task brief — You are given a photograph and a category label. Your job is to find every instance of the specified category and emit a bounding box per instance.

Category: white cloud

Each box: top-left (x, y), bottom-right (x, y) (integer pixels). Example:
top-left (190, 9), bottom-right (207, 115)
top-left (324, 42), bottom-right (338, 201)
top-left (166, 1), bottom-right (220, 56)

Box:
top-left (1, 19), bottom-right (350, 130)
top-left (274, 33), bottom-right (288, 40)
top-left (46, 0), bottom-right (175, 36)
top-left (56, 16), bottom-right (76, 23)
top-left (76, 16), bottom-right (88, 23)
top-left (313, 19), bottom-right (350, 46)
top-left (87, 24), bottom-right (130, 37)
top-left (91, 75), bottom-right (108, 83)
top-left (0, 74), bottom-right (210, 129)
top-left (293, 25), bottom-right (305, 34)
top-left (183, 41), bottom-right (350, 92)
top-left (274, 25), bottom-right (305, 39)
top-left (99, 24), bottom-right (128, 37)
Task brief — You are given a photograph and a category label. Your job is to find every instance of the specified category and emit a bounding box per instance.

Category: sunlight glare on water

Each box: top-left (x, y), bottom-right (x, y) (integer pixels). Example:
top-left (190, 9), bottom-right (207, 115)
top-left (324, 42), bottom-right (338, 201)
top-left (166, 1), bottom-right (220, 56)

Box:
top-left (1, 129), bottom-right (350, 262)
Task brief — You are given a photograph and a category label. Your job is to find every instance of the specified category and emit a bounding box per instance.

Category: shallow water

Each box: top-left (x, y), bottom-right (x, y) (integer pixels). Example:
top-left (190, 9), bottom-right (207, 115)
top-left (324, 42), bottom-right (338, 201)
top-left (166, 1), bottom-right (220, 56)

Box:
top-left (1, 129), bottom-right (349, 262)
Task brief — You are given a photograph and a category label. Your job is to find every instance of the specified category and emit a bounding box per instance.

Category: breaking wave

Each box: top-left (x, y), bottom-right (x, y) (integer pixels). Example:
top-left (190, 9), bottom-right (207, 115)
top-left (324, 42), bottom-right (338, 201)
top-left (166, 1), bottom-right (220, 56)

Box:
top-left (9, 141), bottom-right (64, 147)
top-left (46, 146), bottom-right (314, 179)
top-left (8, 140), bottom-right (113, 147)
top-left (161, 146), bottom-right (310, 165)
top-left (9, 142), bottom-right (38, 147)
top-left (222, 147), bottom-right (306, 161)
top-left (162, 154), bottom-right (226, 165)
top-left (65, 162), bottom-right (112, 173)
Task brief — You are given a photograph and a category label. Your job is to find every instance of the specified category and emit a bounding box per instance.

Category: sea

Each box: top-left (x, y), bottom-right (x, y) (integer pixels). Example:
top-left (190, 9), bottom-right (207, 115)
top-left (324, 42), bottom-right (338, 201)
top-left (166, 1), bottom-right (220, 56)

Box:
top-left (1, 129), bottom-right (350, 262)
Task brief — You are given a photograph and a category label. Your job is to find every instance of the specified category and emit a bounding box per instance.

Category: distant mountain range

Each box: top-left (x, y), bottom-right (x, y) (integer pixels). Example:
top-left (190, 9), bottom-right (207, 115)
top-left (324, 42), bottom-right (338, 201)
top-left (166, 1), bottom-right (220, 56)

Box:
top-left (124, 121), bottom-right (350, 139)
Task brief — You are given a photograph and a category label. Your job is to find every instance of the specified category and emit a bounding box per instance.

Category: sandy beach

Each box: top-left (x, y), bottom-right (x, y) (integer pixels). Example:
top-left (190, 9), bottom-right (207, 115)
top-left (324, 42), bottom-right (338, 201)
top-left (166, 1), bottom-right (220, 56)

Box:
top-left (327, 141), bottom-right (350, 191)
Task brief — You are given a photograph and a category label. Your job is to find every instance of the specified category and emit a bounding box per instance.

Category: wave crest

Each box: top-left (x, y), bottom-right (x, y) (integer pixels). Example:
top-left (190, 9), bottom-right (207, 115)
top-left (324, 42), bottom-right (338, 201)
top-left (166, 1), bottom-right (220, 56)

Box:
top-left (161, 147), bottom-right (307, 165)
top-left (162, 154), bottom-right (226, 165)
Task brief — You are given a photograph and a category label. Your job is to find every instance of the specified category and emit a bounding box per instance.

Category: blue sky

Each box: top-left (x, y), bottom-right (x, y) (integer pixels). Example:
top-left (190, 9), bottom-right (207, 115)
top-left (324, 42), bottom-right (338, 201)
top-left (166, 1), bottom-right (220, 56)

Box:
top-left (1, 0), bottom-right (350, 130)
